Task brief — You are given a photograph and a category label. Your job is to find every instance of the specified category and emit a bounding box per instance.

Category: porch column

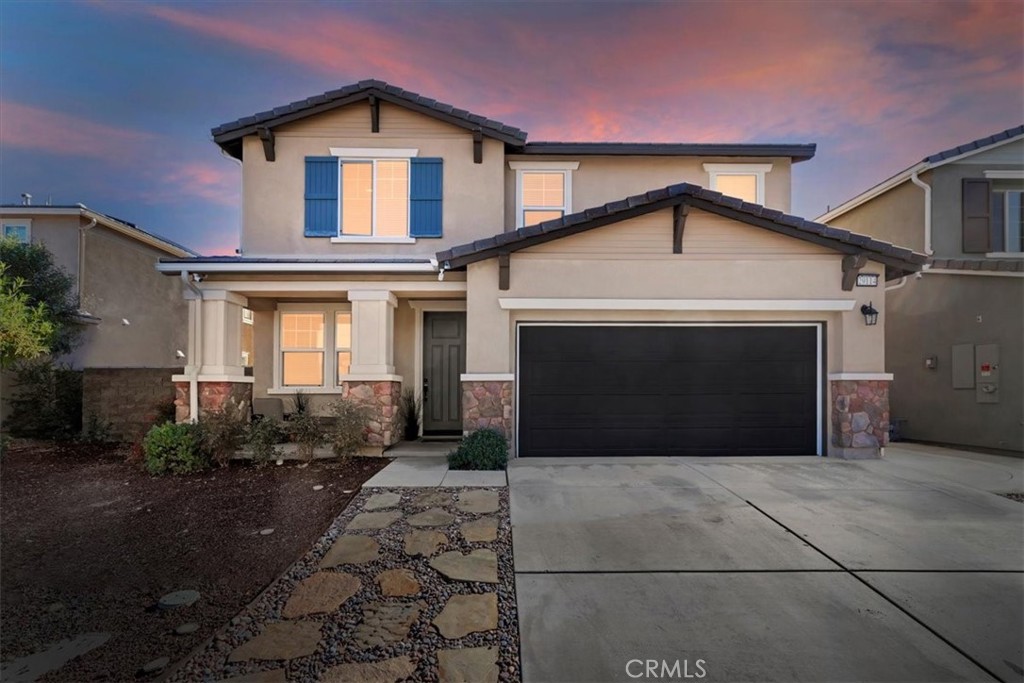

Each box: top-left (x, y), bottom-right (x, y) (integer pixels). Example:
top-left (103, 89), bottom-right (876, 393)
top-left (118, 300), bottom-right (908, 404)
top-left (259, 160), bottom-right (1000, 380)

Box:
top-left (347, 290), bottom-right (397, 375)
top-left (199, 290), bottom-right (248, 376)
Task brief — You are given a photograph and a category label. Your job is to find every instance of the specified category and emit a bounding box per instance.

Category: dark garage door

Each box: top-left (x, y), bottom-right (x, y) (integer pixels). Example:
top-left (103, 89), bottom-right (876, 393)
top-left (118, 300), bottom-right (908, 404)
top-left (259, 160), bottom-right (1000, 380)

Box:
top-left (518, 325), bottom-right (819, 457)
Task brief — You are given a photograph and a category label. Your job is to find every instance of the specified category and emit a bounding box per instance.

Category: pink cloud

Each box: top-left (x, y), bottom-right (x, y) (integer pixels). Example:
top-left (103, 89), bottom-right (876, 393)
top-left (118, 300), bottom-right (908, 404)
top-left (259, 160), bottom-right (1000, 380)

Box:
top-left (0, 101), bottom-right (152, 158)
top-left (143, 161), bottom-right (240, 207)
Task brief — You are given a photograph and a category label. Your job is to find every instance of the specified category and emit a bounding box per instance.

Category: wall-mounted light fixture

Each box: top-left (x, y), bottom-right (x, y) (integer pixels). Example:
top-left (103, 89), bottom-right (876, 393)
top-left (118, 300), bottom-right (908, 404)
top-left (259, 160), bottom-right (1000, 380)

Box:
top-left (860, 302), bottom-right (879, 326)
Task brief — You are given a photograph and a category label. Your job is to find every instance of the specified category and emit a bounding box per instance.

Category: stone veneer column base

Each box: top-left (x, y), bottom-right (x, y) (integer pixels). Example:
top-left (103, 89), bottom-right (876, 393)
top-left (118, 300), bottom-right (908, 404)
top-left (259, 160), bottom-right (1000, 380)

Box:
top-left (830, 379), bottom-right (890, 459)
top-left (342, 380), bottom-right (402, 451)
top-left (174, 380), bottom-right (252, 423)
top-left (462, 381), bottom-right (514, 440)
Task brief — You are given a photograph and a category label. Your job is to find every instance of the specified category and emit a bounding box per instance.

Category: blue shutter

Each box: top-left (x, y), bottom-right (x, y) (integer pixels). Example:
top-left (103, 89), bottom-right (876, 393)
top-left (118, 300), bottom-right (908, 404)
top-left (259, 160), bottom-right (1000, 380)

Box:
top-left (304, 156), bottom-right (338, 237)
top-left (410, 157), bottom-right (443, 237)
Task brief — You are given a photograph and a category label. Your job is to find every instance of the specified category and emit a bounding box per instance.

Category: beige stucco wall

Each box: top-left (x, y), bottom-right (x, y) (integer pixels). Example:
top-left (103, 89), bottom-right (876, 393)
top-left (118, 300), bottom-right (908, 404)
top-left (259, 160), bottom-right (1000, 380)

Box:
top-left (465, 208), bottom-right (886, 376)
top-left (2, 213), bottom-right (81, 279)
top-left (503, 155), bottom-right (792, 228)
top-left (240, 101), bottom-right (505, 258)
top-left (823, 174), bottom-right (928, 254)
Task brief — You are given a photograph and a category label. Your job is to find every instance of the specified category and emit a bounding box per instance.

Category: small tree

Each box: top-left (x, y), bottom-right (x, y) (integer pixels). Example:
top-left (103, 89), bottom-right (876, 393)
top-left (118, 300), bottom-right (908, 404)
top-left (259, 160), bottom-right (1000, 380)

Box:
top-left (0, 238), bottom-right (80, 357)
top-left (0, 262), bottom-right (53, 369)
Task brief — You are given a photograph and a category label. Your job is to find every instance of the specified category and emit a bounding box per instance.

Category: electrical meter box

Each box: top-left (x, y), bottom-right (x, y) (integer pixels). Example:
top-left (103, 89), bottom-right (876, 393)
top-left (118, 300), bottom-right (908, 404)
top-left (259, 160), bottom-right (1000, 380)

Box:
top-left (975, 343), bottom-right (1000, 404)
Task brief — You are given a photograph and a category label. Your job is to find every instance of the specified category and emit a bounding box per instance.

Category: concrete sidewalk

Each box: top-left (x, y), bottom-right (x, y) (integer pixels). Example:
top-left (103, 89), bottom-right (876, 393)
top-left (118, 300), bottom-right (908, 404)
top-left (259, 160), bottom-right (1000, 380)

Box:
top-left (511, 445), bottom-right (1024, 682)
top-left (363, 456), bottom-right (507, 488)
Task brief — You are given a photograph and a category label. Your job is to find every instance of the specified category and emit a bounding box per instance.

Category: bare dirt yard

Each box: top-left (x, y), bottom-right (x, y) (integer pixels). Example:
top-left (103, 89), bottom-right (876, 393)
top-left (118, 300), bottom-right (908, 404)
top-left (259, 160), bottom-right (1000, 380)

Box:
top-left (0, 440), bottom-right (388, 682)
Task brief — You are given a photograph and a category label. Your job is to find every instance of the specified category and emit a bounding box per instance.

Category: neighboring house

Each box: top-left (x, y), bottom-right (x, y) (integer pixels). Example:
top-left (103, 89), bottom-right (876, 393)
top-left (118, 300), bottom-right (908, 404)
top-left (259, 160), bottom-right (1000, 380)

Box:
top-left (157, 79), bottom-right (925, 458)
top-left (818, 126), bottom-right (1024, 455)
top-left (0, 204), bottom-right (197, 439)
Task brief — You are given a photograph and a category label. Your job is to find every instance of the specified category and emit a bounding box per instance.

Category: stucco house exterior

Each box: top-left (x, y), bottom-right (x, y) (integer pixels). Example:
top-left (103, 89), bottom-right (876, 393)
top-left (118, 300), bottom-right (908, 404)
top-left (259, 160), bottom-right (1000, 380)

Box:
top-left (0, 204), bottom-right (196, 439)
top-left (819, 126), bottom-right (1023, 455)
top-left (157, 80), bottom-right (925, 459)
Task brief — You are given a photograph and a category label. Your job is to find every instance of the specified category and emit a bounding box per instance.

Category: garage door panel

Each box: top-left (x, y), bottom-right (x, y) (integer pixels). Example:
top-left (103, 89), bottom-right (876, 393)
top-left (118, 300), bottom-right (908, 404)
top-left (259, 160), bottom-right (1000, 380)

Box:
top-left (518, 325), bottom-right (819, 457)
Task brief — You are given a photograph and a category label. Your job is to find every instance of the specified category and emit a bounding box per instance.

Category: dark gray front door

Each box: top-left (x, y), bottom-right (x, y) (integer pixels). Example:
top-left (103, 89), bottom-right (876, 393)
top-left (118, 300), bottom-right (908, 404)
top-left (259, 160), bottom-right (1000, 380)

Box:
top-left (423, 311), bottom-right (466, 433)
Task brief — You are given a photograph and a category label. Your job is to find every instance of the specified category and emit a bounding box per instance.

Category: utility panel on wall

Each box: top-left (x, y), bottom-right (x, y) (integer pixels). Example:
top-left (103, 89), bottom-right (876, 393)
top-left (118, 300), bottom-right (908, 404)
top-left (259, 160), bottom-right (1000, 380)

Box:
top-left (976, 343), bottom-right (1000, 404)
top-left (951, 344), bottom-right (975, 389)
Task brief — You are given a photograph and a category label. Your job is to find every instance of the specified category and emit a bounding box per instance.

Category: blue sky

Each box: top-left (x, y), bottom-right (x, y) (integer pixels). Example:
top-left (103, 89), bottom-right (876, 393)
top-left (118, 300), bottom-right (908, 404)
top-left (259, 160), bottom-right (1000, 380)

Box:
top-left (1, 0), bottom-right (1021, 254)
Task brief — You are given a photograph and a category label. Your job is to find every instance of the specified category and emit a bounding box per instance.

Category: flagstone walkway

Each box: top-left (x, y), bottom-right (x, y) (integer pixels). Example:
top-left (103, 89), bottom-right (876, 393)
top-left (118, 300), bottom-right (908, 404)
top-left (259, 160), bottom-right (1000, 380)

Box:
top-left (168, 487), bottom-right (517, 683)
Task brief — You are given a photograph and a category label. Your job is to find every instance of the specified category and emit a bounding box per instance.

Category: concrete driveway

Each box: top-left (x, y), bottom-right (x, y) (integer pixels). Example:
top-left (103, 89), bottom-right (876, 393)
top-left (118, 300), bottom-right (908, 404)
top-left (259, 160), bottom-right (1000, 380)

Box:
top-left (510, 445), bottom-right (1024, 683)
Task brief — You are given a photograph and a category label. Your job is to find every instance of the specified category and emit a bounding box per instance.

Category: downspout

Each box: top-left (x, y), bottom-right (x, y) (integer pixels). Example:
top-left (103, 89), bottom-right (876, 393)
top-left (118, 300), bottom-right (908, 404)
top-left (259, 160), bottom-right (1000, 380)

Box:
top-left (885, 276), bottom-right (908, 292)
top-left (910, 170), bottom-right (933, 256)
top-left (181, 271), bottom-right (203, 423)
top-left (77, 217), bottom-right (98, 307)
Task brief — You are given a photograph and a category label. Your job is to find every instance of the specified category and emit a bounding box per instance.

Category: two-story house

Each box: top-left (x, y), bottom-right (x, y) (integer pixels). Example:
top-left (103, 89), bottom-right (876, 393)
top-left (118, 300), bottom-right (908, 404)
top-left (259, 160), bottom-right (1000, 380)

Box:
top-left (819, 126), bottom-right (1024, 454)
top-left (157, 80), bottom-right (925, 459)
top-left (0, 204), bottom-right (196, 439)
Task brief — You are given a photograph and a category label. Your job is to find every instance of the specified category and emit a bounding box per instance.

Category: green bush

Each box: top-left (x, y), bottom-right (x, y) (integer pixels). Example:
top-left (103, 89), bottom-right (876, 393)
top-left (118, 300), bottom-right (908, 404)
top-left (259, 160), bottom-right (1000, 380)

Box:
top-left (397, 389), bottom-right (421, 442)
top-left (81, 413), bottom-right (113, 444)
top-left (327, 399), bottom-right (370, 458)
top-left (288, 410), bottom-right (327, 462)
top-left (8, 359), bottom-right (82, 440)
top-left (201, 402), bottom-right (247, 467)
top-left (246, 415), bottom-right (285, 465)
top-left (142, 422), bottom-right (209, 475)
top-left (447, 428), bottom-right (508, 471)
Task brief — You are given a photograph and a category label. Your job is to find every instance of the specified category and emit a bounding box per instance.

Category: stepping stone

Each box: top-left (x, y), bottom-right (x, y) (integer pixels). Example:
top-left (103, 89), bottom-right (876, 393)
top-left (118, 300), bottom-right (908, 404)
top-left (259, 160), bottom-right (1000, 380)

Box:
top-left (0, 633), bottom-right (110, 682)
top-left (321, 535), bottom-right (379, 567)
top-left (347, 511), bottom-right (402, 530)
top-left (321, 655), bottom-right (415, 682)
top-left (282, 572), bottom-right (361, 618)
top-left (404, 530), bottom-right (447, 557)
top-left (411, 490), bottom-right (452, 508)
top-left (158, 589), bottom-right (200, 609)
top-left (375, 568), bottom-right (420, 596)
top-left (140, 656), bottom-right (169, 674)
top-left (408, 508), bottom-right (454, 527)
top-left (259, 528), bottom-right (275, 536)
top-left (351, 602), bottom-right (424, 649)
top-left (174, 622), bottom-right (199, 635)
top-left (227, 621), bottom-right (321, 662)
top-left (433, 593), bottom-right (498, 638)
top-left (455, 490), bottom-right (499, 514)
top-left (460, 517), bottom-right (498, 543)
top-left (438, 646), bottom-right (498, 683)
top-left (217, 670), bottom-right (288, 683)
top-left (363, 492), bottom-right (402, 511)
top-left (430, 549), bottom-right (498, 583)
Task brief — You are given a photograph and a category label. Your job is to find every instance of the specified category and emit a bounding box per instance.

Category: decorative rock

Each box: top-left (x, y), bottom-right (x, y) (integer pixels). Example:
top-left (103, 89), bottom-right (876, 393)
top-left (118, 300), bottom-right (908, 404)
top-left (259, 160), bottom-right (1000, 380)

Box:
top-left (174, 622), bottom-right (200, 635)
top-left (347, 511), bottom-right (402, 530)
top-left (158, 590), bottom-right (200, 609)
top-left (282, 572), bottom-right (361, 618)
top-left (403, 530), bottom-right (447, 557)
top-left (140, 656), bottom-right (170, 674)
top-left (217, 669), bottom-right (288, 682)
top-left (363, 492), bottom-right (402, 511)
top-left (375, 568), bottom-right (420, 596)
top-left (460, 517), bottom-right (498, 542)
top-left (259, 528), bottom-right (275, 536)
top-left (351, 602), bottom-right (423, 649)
top-left (437, 646), bottom-right (499, 683)
top-left (275, 459), bottom-right (283, 465)
top-left (411, 491), bottom-right (452, 508)
top-left (433, 593), bottom-right (498, 638)
top-left (321, 655), bottom-right (415, 682)
top-left (321, 535), bottom-right (380, 566)
top-left (313, 485), bottom-right (324, 491)
top-left (455, 490), bottom-right (499, 514)
top-left (227, 621), bottom-right (321, 662)
top-left (407, 508), bottom-right (455, 527)
top-left (429, 549), bottom-right (498, 583)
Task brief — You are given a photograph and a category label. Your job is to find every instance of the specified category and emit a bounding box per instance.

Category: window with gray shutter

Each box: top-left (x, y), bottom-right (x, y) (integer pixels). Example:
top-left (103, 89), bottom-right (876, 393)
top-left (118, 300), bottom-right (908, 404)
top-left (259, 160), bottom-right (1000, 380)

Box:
top-left (962, 178), bottom-right (991, 253)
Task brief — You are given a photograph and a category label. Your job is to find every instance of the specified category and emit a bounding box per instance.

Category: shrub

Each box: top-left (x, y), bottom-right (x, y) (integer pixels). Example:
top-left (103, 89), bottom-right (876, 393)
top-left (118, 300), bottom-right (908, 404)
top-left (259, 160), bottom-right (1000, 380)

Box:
top-left (291, 389), bottom-right (310, 416)
top-left (142, 422), bottom-right (209, 475)
top-left (246, 415), bottom-right (285, 465)
top-left (397, 389), bottom-right (421, 442)
top-left (327, 399), bottom-right (370, 458)
top-left (447, 428), bottom-right (508, 471)
top-left (81, 413), bottom-right (113, 444)
top-left (8, 359), bottom-right (82, 440)
top-left (288, 410), bottom-right (327, 462)
top-left (201, 402), bottom-right (247, 467)
top-left (0, 238), bottom-right (81, 357)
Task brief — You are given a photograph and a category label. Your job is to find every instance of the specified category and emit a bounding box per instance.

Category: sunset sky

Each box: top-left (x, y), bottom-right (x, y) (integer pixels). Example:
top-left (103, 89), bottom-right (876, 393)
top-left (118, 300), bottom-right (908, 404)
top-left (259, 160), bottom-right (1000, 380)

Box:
top-left (1, 0), bottom-right (1021, 255)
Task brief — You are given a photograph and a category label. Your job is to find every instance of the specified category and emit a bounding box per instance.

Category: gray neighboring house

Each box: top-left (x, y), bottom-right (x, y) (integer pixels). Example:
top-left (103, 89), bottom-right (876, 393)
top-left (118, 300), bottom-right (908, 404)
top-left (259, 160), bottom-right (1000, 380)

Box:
top-left (0, 204), bottom-right (198, 440)
top-left (819, 126), bottom-right (1024, 454)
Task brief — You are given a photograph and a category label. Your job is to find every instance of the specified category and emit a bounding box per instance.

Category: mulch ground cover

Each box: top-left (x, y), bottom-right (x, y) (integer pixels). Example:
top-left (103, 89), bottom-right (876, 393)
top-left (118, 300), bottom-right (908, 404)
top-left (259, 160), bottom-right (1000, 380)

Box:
top-left (0, 440), bottom-right (387, 682)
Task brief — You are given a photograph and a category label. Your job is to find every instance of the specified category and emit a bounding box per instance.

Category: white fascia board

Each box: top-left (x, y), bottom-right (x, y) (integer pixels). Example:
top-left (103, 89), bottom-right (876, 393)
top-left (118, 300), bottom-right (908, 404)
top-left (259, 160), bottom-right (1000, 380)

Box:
top-left (498, 298), bottom-right (856, 311)
top-left (155, 261), bottom-right (437, 274)
top-left (925, 268), bottom-right (1024, 278)
top-left (193, 280), bottom-right (466, 293)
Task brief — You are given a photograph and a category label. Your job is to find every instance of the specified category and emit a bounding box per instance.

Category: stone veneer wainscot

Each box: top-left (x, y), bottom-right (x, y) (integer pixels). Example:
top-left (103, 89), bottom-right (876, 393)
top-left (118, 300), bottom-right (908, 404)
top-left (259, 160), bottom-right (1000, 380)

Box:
top-left (462, 381), bottom-right (513, 439)
top-left (830, 379), bottom-right (890, 459)
top-left (342, 380), bottom-right (402, 448)
top-left (174, 381), bottom-right (252, 423)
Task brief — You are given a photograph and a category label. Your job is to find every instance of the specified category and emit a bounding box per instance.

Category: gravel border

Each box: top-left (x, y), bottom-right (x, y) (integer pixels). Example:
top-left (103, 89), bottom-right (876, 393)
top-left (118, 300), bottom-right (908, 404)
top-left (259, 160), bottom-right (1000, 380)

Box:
top-left (168, 487), bottom-right (519, 682)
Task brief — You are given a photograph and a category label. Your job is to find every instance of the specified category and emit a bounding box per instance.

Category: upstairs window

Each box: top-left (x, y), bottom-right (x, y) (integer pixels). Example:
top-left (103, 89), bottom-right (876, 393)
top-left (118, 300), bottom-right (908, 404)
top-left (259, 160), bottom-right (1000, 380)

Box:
top-left (2, 220), bottom-right (31, 243)
top-left (703, 163), bottom-right (773, 205)
top-left (965, 174), bottom-right (1024, 254)
top-left (340, 159), bottom-right (409, 237)
top-left (511, 161), bottom-right (579, 227)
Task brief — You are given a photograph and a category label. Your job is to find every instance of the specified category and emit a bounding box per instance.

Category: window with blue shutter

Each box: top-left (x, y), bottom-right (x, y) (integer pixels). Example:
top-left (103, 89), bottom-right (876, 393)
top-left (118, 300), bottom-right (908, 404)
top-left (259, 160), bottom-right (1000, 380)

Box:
top-left (410, 157), bottom-right (443, 237)
top-left (304, 156), bottom-right (339, 237)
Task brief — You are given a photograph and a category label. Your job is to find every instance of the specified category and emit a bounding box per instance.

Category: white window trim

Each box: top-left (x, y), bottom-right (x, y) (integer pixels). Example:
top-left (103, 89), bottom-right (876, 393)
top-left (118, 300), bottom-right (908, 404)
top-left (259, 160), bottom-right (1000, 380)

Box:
top-left (703, 163), bottom-right (773, 204)
top-left (330, 147), bottom-right (418, 158)
top-left (2, 218), bottom-right (32, 243)
top-left (995, 188), bottom-right (1023, 254)
top-left (336, 158), bottom-right (412, 240)
top-left (983, 170), bottom-right (1024, 179)
top-left (272, 302), bottom-right (352, 391)
top-left (510, 162), bottom-right (579, 228)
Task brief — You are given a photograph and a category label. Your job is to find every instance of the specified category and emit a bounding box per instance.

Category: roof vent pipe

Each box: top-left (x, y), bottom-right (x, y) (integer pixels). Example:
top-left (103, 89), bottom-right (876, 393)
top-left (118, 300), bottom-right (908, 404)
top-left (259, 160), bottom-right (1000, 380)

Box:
top-left (20, 193), bottom-right (31, 206)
